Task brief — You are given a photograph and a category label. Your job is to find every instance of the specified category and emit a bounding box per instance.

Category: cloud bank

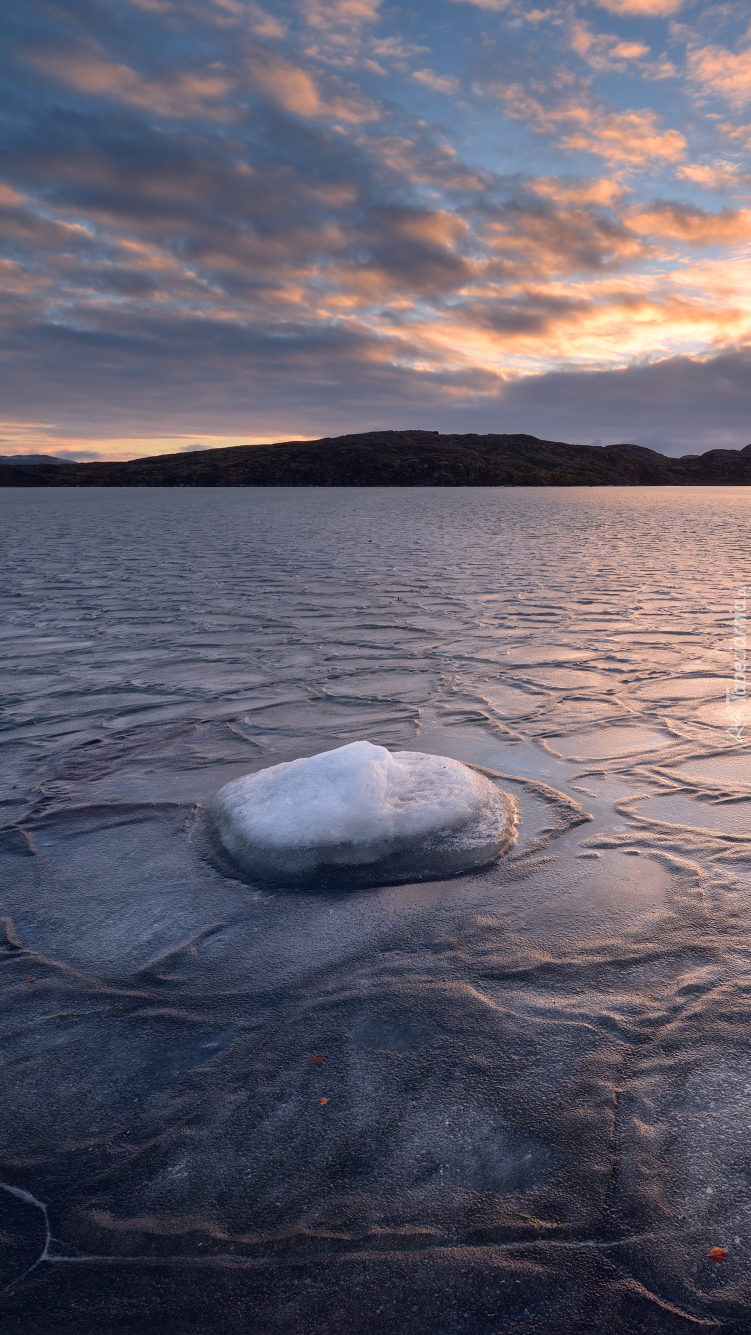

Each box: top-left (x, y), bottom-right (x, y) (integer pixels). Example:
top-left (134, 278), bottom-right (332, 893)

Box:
top-left (1, 0), bottom-right (751, 457)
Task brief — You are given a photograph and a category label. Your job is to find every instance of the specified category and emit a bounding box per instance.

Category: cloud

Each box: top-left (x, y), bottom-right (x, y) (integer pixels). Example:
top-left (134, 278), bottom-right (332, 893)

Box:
top-left (628, 201), bottom-right (751, 245)
top-left (123, 0), bottom-right (176, 11)
top-left (370, 37), bottom-right (430, 58)
top-left (457, 0), bottom-right (682, 12)
top-left (297, 0), bottom-right (382, 63)
top-left (316, 207), bottom-right (472, 303)
top-left (567, 18), bottom-right (676, 78)
top-left (529, 176), bottom-right (624, 207)
top-left (27, 41), bottom-right (237, 120)
top-left (28, 37), bottom-right (380, 127)
top-left (676, 161), bottom-right (746, 191)
top-left (3, 0), bottom-right (751, 461)
top-left (0, 183), bottom-right (97, 259)
top-left (593, 0), bottom-right (684, 15)
top-left (481, 190), bottom-right (645, 277)
top-left (486, 77), bottom-right (686, 166)
top-left (371, 133), bottom-right (489, 192)
top-left (245, 4), bottom-right (287, 39)
top-left (246, 50), bottom-right (324, 115)
top-left (561, 108), bottom-right (686, 166)
top-left (448, 0), bottom-right (514, 11)
top-left (498, 348), bottom-right (751, 453)
top-left (412, 69), bottom-right (461, 95)
top-left (2, 306), bottom-right (750, 456)
top-left (1, 89), bottom-right (748, 426)
top-left (301, 0), bottom-right (382, 31)
top-left (569, 19), bottom-right (649, 72)
top-left (246, 49), bottom-right (379, 120)
top-left (688, 36), bottom-right (751, 110)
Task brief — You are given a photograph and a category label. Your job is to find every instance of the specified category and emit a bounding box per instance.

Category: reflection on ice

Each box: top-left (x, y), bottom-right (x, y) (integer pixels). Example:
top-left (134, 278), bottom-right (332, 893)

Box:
top-left (636, 792), bottom-right (751, 838)
top-left (548, 724), bottom-right (675, 759)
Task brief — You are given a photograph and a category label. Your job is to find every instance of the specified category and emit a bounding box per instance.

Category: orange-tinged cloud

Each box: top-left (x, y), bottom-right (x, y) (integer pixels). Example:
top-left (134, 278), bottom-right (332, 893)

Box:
top-left (629, 203), bottom-right (751, 245)
top-left (569, 20), bottom-right (650, 72)
top-left (247, 52), bottom-right (323, 115)
top-left (676, 162), bottom-right (744, 191)
top-left (0, 183), bottom-right (24, 207)
top-left (485, 80), bottom-right (685, 167)
top-left (677, 163), bottom-right (731, 187)
top-left (0, 259), bottom-right (50, 294)
top-left (10, 4), bottom-right (751, 444)
top-left (568, 21), bottom-right (676, 80)
top-left (412, 68), bottom-right (461, 95)
top-left (31, 43), bottom-right (138, 96)
top-left (301, 0), bottom-right (382, 29)
top-left (392, 210), bottom-right (468, 247)
top-left (246, 51), bottom-right (378, 120)
top-left (124, 0), bottom-right (175, 11)
top-left (245, 4), bottom-right (287, 39)
top-left (594, 0), bottom-right (683, 14)
top-left (562, 109), bottom-right (686, 167)
top-left (395, 270), bottom-right (751, 379)
top-left (482, 207), bottom-right (646, 278)
top-left (28, 42), bottom-right (236, 119)
top-left (373, 135), bottom-right (487, 192)
top-left (303, 182), bottom-right (359, 206)
top-left (529, 176), bottom-right (624, 207)
top-left (688, 40), bottom-right (751, 110)
top-left (448, 0), bottom-right (514, 11)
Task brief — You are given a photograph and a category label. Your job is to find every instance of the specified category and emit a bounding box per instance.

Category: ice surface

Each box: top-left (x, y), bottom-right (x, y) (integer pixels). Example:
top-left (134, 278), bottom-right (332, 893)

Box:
top-left (211, 740), bottom-right (515, 887)
top-left (2, 486), bottom-right (751, 1334)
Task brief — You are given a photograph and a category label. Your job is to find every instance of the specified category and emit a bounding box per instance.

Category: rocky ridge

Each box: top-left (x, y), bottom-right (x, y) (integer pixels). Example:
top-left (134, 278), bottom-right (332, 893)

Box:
top-left (2, 431), bottom-right (751, 486)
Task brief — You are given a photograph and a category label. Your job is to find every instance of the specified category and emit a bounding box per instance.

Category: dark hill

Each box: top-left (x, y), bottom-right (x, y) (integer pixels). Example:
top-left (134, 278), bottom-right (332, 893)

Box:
top-left (0, 453), bottom-right (75, 465)
top-left (2, 431), bottom-right (751, 487)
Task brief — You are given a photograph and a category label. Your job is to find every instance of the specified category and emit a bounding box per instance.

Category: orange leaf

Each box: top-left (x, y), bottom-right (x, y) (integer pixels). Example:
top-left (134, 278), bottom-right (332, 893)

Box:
top-left (26, 976), bottom-right (35, 982)
top-left (319, 1097), bottom-right (329, 1106)
top-left (709, 1247), bottom-right (728, 1263)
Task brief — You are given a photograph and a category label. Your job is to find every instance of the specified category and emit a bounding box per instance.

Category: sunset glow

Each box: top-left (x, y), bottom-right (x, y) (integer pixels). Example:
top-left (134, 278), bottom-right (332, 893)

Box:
top-left (3, 0), bottom-right (751, 457)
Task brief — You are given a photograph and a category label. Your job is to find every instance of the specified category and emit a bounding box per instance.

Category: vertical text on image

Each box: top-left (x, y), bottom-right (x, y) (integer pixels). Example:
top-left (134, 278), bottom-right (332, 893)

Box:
top-left (726, 585), bottom-right (747, 745)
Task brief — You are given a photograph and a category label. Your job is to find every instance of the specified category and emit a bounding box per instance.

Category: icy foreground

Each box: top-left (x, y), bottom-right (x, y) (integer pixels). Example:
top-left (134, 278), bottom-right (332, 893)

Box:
top-left (211, 740), bottom-right (515, 886)
top-left (3, 487), bottom-right (751, 1335)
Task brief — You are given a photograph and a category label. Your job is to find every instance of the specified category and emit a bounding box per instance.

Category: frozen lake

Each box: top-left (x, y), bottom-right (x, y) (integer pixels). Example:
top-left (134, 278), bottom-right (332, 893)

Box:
top-left (1, 485), bottom-right (750, 1334)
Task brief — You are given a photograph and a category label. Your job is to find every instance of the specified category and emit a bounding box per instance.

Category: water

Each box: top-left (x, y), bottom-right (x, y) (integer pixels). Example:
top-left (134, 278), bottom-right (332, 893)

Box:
top-left (1, 486), bottom-right (749, 1333)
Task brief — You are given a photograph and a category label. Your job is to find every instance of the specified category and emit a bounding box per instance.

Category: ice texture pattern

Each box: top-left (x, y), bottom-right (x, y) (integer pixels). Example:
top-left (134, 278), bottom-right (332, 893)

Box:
top-left (211, 740), bottom-right (515, 886)
top-left (1, 486), bottom-right (751, 1335)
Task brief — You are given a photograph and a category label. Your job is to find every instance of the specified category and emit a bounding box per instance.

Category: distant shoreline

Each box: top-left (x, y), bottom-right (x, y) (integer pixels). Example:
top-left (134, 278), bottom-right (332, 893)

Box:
top-left (2, 430), bottom-right (751, 488)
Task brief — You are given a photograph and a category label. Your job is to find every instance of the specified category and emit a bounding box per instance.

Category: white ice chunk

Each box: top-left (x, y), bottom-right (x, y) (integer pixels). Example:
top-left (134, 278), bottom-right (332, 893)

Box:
top-left (210, 740), bottom-right (516, 888)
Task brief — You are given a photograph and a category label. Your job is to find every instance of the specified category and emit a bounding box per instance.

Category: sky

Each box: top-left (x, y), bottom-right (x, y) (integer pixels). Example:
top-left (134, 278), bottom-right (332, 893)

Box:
top-left (2, 0), bottom-right (751, 459)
